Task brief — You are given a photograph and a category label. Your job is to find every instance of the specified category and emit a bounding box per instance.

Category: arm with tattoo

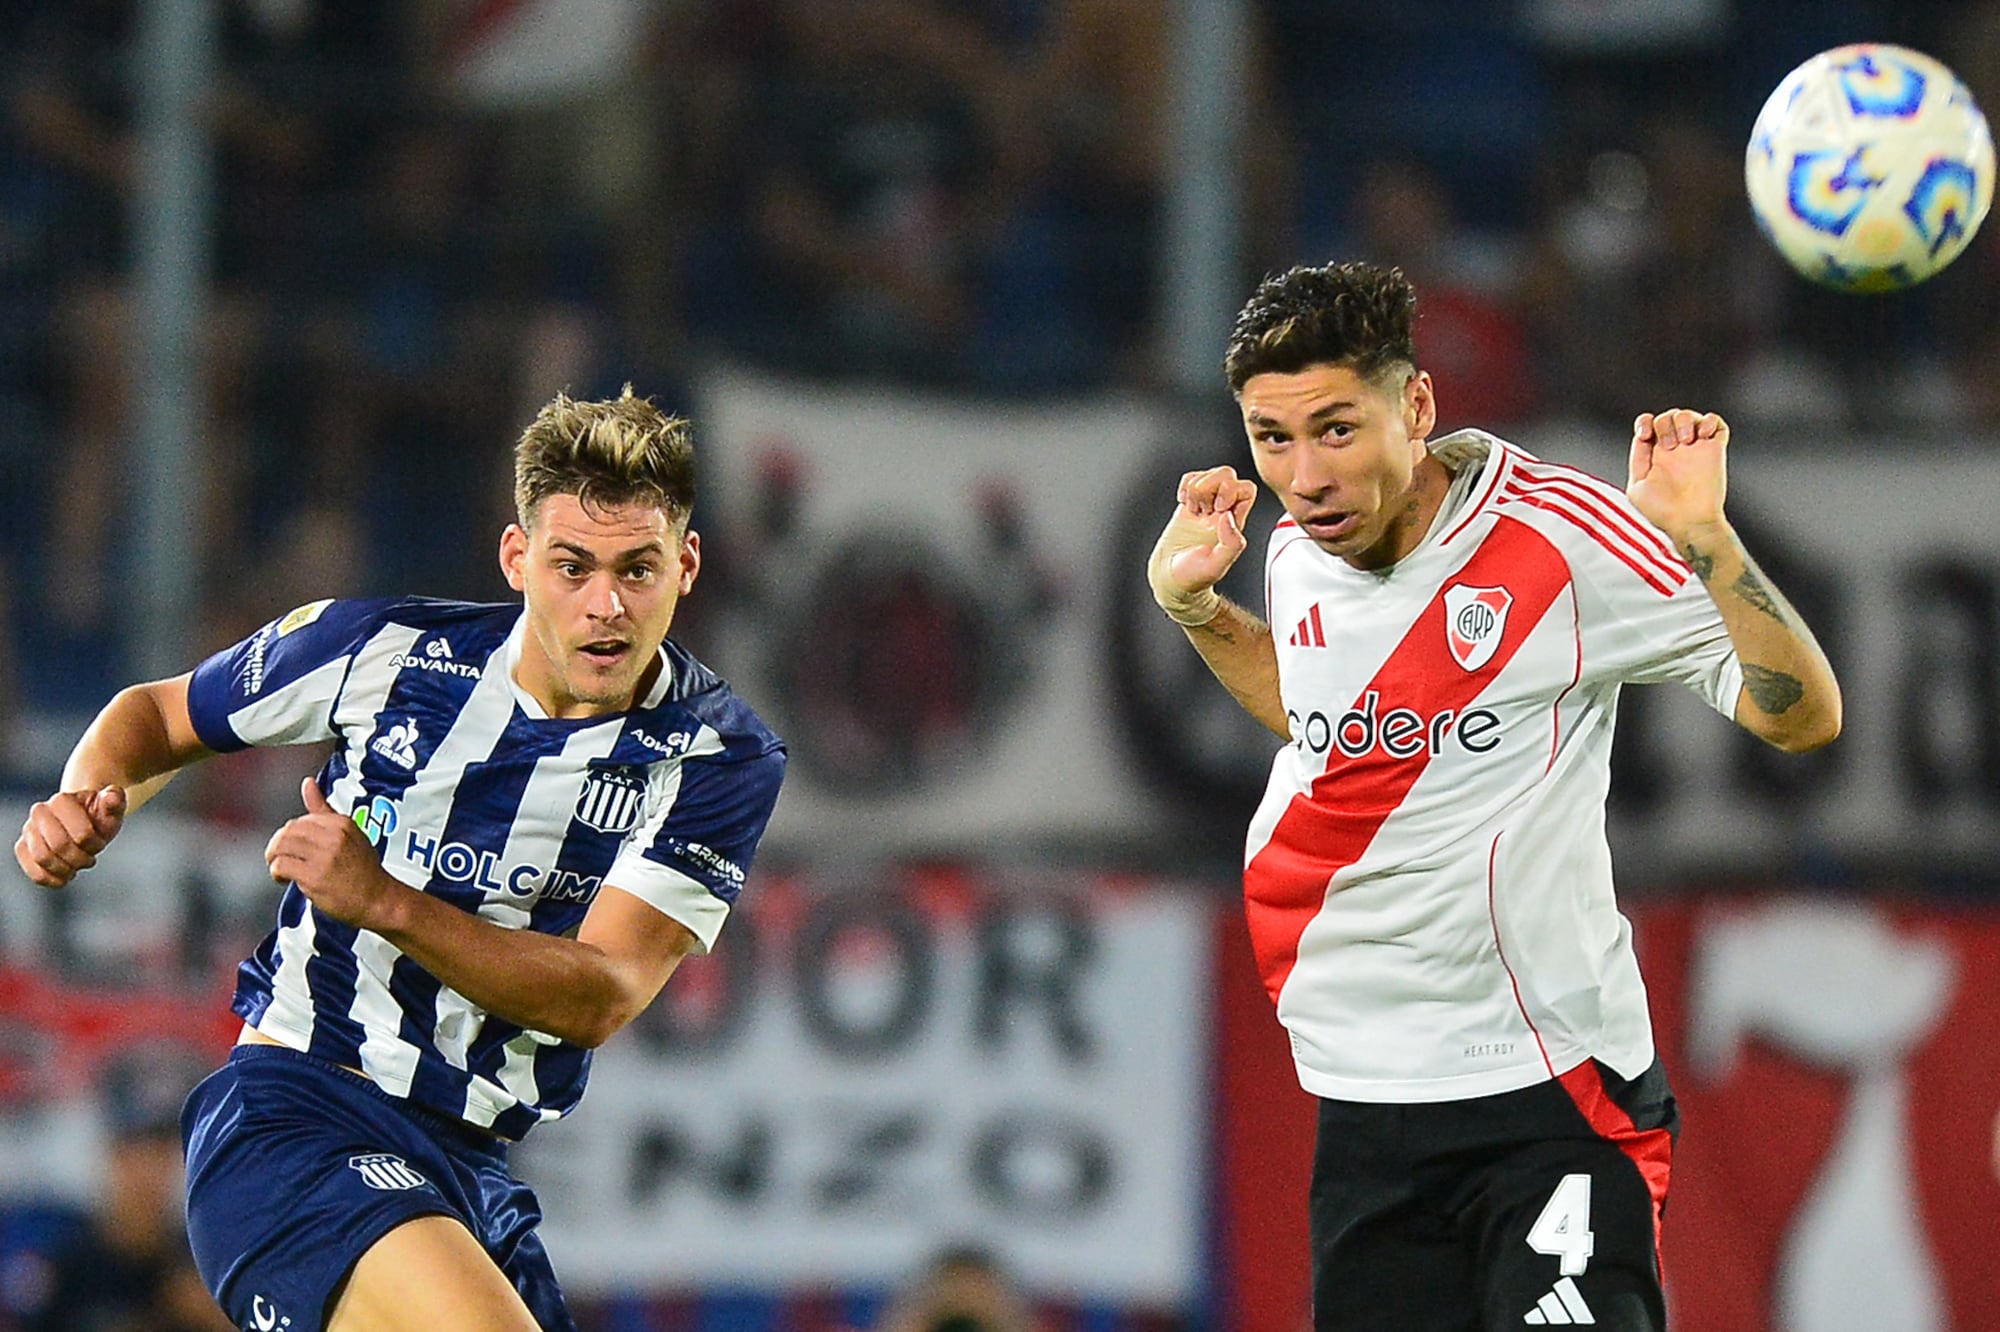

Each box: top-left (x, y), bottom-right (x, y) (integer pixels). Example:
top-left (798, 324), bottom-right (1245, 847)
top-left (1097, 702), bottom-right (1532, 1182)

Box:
top-left (1625, 408), bottom-right (1841, 753)
top-left (1180, 597), bottom-right (1288, 738)
top-left (1677, 524), bottom-right (1837, 747)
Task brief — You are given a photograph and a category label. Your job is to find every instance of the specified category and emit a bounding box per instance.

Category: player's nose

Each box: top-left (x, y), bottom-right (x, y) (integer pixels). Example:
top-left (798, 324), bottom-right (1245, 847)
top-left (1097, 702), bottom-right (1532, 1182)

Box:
top-left (1286, 449), bottom-right (1340, 499)
top-left (583, 573), bottom-right (627, 621)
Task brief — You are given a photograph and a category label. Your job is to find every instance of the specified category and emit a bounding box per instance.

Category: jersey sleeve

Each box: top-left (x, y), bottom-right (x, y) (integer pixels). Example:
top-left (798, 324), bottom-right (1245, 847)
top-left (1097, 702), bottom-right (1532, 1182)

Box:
top-left (604, 744), bottom-right (787, 953)
top-left (185, 598), bottom-right (384, 751)
top-left (1570, 511), bottom-right (1743, 718)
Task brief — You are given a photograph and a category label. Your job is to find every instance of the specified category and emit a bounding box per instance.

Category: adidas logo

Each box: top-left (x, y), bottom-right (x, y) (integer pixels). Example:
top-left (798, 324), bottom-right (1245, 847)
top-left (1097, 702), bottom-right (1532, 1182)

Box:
top-left (1523, 1277), bottom-right (1594, 1325)
top-left (1288, 603), bottom-right (1327, 648)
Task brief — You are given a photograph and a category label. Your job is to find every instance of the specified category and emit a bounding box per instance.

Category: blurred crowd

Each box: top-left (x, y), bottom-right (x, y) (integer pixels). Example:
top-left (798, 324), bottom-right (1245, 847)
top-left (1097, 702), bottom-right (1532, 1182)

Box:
top-left (1, 5), bottom-right (1995, 1328)
top-left (2, 0), bottom-right (2000, 761)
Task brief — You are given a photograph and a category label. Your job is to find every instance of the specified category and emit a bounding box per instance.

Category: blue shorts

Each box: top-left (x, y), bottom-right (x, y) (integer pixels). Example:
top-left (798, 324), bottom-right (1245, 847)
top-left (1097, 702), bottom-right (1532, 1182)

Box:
top-left (180, 1043), bottom-right (575, 1332)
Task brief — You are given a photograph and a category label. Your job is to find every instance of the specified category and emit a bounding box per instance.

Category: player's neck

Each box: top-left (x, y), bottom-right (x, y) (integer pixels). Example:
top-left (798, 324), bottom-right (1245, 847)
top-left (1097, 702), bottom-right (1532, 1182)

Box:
top-left (1345, 451), bottom-right (1454, 572)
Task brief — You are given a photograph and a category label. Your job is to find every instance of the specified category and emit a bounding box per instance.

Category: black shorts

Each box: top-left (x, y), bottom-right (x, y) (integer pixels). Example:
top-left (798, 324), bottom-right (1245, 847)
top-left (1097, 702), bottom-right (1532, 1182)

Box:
top-left (1310, 1058), bottom-right (1677, 1332)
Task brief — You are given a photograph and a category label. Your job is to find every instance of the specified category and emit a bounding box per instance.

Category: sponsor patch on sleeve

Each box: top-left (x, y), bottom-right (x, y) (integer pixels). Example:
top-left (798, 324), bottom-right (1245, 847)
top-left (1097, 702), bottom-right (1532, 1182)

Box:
top-left (275, 598), bottom-right (334, 637)
top-left (663, 837), bottom-right (748, 899)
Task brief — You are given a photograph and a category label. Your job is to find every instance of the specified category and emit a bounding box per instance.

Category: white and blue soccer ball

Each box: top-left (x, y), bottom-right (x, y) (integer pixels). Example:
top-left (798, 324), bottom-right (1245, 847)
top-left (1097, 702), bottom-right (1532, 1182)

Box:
top-left (1745, 43), bottom-right (1995, 292)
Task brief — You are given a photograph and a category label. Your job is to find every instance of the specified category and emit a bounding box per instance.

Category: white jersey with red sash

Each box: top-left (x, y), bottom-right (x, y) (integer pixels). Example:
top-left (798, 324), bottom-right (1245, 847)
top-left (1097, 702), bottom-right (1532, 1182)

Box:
top-left (1246, 429), bottom-right (1742, 1103)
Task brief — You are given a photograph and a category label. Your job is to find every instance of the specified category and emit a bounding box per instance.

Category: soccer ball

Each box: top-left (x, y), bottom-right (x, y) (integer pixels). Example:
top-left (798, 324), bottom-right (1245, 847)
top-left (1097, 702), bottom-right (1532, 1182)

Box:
top-left (1745, 43), bottom-right (1995, 292)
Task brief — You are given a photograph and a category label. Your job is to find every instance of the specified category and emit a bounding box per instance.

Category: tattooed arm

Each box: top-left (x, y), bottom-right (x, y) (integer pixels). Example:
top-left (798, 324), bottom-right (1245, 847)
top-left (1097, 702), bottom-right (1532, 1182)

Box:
top-left (1176, 598), bottom-right (1287, 738)
top-left (1626, 410), bottom-right (1842, 752)
top-left (1148, 466), bottom-right (1289, 738)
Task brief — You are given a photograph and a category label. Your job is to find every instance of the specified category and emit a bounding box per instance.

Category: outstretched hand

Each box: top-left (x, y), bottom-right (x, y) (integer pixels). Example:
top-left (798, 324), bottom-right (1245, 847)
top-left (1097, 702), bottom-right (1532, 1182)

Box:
top-left (1627, 409), bottom-right (1729, 545)
top-left (14, 785), bottom-right (128, 887)
top-left (1149, 466), bottom-right (1259, 626)
top-left (266, 778), bottom-right (402, 930)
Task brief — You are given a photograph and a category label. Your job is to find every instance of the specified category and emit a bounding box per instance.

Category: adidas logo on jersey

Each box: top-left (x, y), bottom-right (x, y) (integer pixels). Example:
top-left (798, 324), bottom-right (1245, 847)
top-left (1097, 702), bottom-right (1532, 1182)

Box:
top-left (1288, 604), bottom-right (1327, 648)
top-left (1522, 1277), bottom-right (1594, 1324)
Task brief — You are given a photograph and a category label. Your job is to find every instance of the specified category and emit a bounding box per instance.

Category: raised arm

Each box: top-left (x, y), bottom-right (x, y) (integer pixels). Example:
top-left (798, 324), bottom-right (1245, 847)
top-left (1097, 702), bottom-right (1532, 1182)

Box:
top-left (14, 674), bottom-right (213, 886)
top-left (1626, 410), bottom-right (1842, 753)
top-left (1147, 466), bottom-right (1287, 738)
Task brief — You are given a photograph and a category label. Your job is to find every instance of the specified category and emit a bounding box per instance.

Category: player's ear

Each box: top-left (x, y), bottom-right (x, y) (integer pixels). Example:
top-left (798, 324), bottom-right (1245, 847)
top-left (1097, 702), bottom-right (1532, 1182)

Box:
top-left (677, 529), bottom-right (701, 596)
top-left (499, 524), bottom-right (529, 593)
top-left (1405, 370), bottom-right (1437, 443)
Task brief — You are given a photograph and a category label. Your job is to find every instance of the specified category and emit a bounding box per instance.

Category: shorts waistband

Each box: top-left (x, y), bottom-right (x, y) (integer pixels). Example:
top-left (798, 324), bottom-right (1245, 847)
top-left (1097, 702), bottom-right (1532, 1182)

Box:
top-left (227, 1042), bottom-right (511, 1158)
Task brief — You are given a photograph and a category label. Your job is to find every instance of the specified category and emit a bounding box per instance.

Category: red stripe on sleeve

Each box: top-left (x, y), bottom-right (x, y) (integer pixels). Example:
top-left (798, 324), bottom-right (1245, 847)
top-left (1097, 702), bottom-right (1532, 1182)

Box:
top-left (1242, 516), bottom-right (1574, 1005)
top-left (1510, 461), bottom-right (1687, 574)
top-left (1500, 487), bottom-right (1683, 597)
top-left (1512, 464), bottom-right (1688, 584)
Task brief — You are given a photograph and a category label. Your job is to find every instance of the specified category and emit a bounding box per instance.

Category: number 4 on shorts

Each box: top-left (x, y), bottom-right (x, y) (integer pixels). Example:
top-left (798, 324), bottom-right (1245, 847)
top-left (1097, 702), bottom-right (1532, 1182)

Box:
top-left (1526, 1173), bottom-right (1595, 1276)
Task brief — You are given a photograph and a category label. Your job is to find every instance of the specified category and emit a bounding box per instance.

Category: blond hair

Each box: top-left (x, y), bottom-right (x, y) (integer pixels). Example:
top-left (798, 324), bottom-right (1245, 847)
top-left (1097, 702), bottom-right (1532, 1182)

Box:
top-left (513, 386), bottom-right (695, 529)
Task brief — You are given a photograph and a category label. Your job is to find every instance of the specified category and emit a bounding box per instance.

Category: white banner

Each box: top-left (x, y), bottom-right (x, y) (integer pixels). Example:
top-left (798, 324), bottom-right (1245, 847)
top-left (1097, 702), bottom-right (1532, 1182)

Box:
top-left (696, 365), bottom-right (1181, 859)
top-left (516, 869), bottom-right (1212, 1306)
top-left (692, 364), bottom-right (2000, 879)
top-left (1519, 426), bottom-right (2000, 878)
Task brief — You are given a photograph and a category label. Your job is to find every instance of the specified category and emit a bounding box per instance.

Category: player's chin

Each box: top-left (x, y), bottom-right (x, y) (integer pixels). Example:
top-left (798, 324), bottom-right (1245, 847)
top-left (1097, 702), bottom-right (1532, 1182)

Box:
top-left (566, 661), bottom-right (639, 705)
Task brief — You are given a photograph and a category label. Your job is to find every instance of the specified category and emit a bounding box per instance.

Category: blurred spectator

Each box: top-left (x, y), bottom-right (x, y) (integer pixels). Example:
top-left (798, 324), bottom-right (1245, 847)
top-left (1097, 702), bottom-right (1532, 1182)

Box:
top-left (1344, 157), bottom-right (1538, 429)
top-left (3, 1043), bottom-right (229, 1332)
top-left (973, 0), bottom-right (1170, 387)
top-left (1520, 115), bottom-right (1795, 425)
top-left (875, 1245), bottom-right (1038, 1332)
top-left (700, 0), bottom-right (1076, 389)
top-left (1935, 0), bottom-right (2000, 425)
top-left (4, 1), bottom-right (410, 708)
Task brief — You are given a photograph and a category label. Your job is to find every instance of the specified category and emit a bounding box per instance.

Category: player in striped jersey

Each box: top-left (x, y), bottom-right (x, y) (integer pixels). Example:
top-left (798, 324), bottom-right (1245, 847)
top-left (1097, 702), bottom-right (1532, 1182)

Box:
top-left (1147, 263), bottom-right (1839, 1331)
top-left (15, 389), bottom-right (786, 1331)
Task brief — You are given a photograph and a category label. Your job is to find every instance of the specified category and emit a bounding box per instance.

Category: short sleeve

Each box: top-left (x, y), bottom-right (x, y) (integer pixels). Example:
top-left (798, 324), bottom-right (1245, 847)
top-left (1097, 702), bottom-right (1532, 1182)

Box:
top-left (604, 745), bottom-right (787, 952)
top-left (1570, 514), bottom-right (1742, 717)
top-left (185, 598), bottom-right (384, 751)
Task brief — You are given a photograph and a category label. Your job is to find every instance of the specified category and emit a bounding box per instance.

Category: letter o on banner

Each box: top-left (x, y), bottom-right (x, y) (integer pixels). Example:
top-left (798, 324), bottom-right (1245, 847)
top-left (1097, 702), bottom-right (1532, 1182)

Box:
top-left (971, 1114), bottom-right (1114, 1219)
top-left (796, 899), bottom-right (934, 1056)
top-left (630, 916), bottom-right (760, 1056)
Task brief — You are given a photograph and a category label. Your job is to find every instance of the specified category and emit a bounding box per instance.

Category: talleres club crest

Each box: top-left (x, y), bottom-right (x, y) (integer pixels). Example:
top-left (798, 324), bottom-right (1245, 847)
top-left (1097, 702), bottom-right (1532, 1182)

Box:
top-left (1444, 584), bottom-right (1513, 672)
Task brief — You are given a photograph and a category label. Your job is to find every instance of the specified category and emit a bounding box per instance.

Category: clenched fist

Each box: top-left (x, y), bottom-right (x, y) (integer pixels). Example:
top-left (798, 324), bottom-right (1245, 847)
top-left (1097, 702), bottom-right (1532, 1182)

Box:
top-left (1149, 466), bottom-right (1259, 626)
top-left (265, 778), bottom-right (405, 931)
top-left (1628, 409), bottom-right (1729, 546)
top-left (15, 785), bottom-right (128, 887)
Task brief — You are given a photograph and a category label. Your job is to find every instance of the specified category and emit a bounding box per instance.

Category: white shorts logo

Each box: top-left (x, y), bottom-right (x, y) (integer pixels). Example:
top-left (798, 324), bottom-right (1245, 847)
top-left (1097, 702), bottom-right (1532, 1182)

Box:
top-left (1445, 583), bottom-right (1514, 672)
top-left (248, 1293), bottom-right (293, 1329)
top-left (348, 1152), bottom-right (429, 1191)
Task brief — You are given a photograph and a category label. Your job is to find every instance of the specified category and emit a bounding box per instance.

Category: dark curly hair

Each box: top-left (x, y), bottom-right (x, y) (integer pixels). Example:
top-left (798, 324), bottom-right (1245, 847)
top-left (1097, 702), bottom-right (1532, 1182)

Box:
top-left (1223, 262), bottom-right (1419, 393)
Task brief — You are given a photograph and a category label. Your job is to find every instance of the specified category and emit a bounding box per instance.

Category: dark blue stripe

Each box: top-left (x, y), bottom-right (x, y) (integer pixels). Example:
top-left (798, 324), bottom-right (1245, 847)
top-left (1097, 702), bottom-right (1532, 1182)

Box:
top-left (301, 915), bottom-right (370, 1065)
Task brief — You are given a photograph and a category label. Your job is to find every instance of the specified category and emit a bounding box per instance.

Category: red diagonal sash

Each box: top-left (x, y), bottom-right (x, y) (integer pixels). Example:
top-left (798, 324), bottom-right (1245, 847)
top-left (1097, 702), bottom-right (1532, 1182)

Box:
top-left (1244, 515), bottom-right (1574, 1004)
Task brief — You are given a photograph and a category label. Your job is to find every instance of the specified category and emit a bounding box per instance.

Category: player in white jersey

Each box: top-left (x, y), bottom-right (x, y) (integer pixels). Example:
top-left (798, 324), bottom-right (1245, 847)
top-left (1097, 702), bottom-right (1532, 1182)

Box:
top-left (15, 389), bottom-right (786, 1332)
top-left (1147, 263), bottom-right (1840, 1331)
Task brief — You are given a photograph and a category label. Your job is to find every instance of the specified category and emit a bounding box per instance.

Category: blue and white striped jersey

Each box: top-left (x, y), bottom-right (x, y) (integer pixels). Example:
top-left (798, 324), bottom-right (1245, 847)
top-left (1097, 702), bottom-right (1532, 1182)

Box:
top-left (185, 596), bottom-right (787, 1141)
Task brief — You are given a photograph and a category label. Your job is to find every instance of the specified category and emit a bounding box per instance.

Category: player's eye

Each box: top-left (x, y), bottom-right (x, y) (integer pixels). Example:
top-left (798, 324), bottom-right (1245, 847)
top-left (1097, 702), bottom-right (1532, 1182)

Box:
top-left (557, 562), bottom-right (586, 578)
top-left (623, 565), bottom-right (658, 583)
